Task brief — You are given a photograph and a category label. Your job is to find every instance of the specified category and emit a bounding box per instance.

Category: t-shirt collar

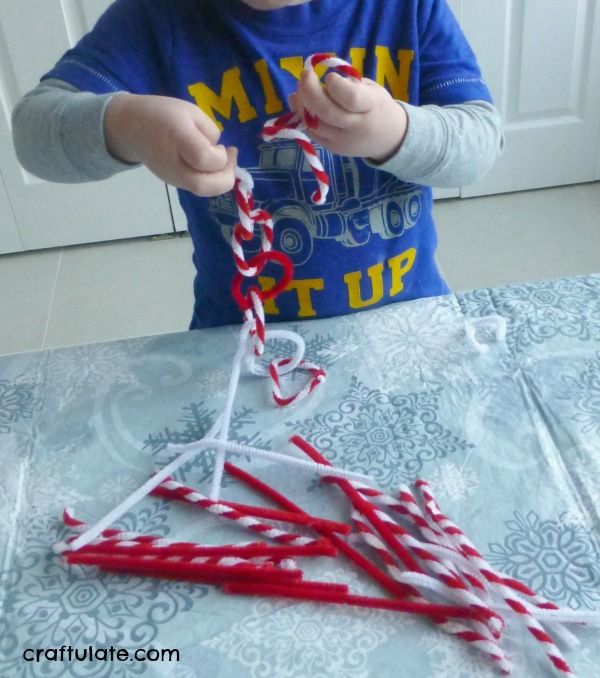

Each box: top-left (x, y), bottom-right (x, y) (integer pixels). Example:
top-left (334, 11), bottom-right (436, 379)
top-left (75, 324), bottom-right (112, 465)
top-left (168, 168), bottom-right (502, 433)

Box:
top-left (217, 0), bottom-right (345, 38)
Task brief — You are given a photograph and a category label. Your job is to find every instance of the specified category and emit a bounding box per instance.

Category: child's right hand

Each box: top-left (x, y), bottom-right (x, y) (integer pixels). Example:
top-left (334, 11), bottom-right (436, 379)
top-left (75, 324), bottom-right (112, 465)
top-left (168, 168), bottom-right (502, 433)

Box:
top-left (104, 94), bottom-right (237, 197)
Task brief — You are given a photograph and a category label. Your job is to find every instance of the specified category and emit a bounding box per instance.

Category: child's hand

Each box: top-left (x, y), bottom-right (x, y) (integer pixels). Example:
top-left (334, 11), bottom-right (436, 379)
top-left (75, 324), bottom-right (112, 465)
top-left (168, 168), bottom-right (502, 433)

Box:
top-left (104, 94), bottom-right (237, 196)
top-left (291, 70), bottom-right (408, 163)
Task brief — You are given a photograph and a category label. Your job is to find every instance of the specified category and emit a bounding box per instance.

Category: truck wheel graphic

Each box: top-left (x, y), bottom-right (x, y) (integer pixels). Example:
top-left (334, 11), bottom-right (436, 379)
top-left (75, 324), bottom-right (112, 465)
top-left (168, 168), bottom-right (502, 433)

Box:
top-left (381, 198), bottom-right (405, 238)
top-left (405, 192), bottom-right (422, 226)
top-left (273, 205), bottom-right (315, 266)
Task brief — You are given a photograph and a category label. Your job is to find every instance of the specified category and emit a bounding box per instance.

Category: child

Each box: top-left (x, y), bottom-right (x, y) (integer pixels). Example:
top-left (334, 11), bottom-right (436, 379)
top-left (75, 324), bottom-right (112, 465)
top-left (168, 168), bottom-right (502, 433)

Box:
top-left (12, 0), bottom-right (503, 329)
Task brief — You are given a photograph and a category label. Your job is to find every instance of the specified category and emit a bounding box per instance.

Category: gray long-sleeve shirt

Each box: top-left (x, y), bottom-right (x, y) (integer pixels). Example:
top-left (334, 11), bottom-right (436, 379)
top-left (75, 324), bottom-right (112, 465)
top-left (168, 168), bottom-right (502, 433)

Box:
top-left (12, 79), bottom-right (504, 188)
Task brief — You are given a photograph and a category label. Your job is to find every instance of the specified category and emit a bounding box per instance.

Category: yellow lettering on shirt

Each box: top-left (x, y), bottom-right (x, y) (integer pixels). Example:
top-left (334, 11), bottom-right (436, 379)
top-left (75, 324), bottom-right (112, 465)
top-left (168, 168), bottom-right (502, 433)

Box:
top-left (188, 66), bottom-right (257, 131)
top-left (280, 54), bottom-right (337, 82)
top-left (187, 46), bottom-right (416, 130)
top-left (279, 56), bottom-right (305, 81)
top-left (259, 276), bottom-right (325, 317)
top-left (344, 263), bottom-right (385, 309)
top-left (349, 48), bottom-right (367, 77)
top-left (375, 46), bottom-right (414, 102)
top-left (388, 248), bottom-right (417, 296)
top-left (254, 59), bottom-right (285, 115)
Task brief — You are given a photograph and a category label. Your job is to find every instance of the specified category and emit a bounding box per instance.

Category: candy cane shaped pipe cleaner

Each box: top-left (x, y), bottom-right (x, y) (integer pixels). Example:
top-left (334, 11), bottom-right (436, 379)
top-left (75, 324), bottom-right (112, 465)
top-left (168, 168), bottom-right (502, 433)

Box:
top-left (232, 168), bottom-right (274, 277)
top-left (227, 54), bottom-right (366, 405)
top-left (260, 116), bottom-right (330, 206)
top-left (289, 435), bottom-right (504, 635)
top-left (351, 510), bottom-right (513, 675)
top-left (261, 54), bottom-right (361, 205)
top-left (414, 481), bottom-right (575, 676)
top-left (358, 483), bottom-right (580, 650)
top-left (414, 480), bottom-right (567, 611)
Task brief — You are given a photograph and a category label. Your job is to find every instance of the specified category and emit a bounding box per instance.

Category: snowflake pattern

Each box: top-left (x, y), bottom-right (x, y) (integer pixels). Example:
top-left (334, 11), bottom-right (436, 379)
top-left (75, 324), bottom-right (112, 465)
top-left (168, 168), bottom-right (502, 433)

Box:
top-left (289, 376), bottom-right (474, 488)
top-left (143, 401), bottom-right (271, 485)
top-left (47, 342), bottom-right (143, 409)
top-left (0, 375), bottom-right (41, 434)
top-left (203, 570), bottom-right (407, 678)
top-left (487, 511), bottom-right (600, 610)
top-left (99, 474), bottom-right (142, 504)
top-left (364, 298), bottom-right (472, 387)
top-left (22, 455), bottom-right (90, 538)
top-left (427, 462), bottom-right (479, 504)
top-left (0, 506), bottom-right (210, 677)
top-left (560, 351), bottom-right (600, 436)
top-left (458, 276), bottom-right (600, 356)
top-left (195, 368), bottom-right (230, 399)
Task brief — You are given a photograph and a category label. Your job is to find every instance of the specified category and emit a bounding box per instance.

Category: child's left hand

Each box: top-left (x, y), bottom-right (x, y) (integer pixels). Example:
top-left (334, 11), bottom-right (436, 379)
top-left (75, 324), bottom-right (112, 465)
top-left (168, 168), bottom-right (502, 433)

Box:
top-left (291, 69), bottom-right (408, 163)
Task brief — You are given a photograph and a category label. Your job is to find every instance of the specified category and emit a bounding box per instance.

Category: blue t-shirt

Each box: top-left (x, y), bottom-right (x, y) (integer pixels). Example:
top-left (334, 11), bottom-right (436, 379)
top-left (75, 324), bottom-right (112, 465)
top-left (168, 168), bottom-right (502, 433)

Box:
top-left (43, 0), bottom-right (492, 328)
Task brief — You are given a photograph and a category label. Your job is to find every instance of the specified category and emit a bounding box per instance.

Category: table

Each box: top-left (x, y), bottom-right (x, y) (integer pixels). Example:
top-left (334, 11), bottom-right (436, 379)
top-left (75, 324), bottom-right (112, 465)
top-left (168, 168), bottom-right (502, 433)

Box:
top-left (1, 275), bottom-right (599, 677)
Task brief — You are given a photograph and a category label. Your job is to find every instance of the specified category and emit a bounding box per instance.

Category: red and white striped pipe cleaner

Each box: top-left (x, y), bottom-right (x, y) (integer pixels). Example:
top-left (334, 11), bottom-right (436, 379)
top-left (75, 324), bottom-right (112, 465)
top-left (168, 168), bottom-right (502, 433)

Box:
top-left (347, 499), bottom-right (504, 639)
top-left (350, 481), bottom-right (481, 584)
top-left (269, 357), bottom-right (326, 407)
top-left (289, 435), bottom-right (504, 636)
top-left (65, 552), bottom-right (302, 586)
top-left (57, 508), bottom-right (299, 571)
top-left (383, 483), bottom-right (580, 649)
top-left (228, 53), bottom-right (363, 407)
top-left (414, 481), bottom-right (574, 676)
top-left (261, 55), bottom-right (361, 205)
top-left (414, 480), bottom-right (567, 611)
top-left (224, 461), bottom-right (419, 600)
top-left (347, 480), bottom-right (582, 649)
top-left (57, 532), bottom-right (333, 561)
top-left (150, 478), bottom-right (321, 546)
top-left (350, 509), bottom-right (512, 675)
top-left (56, 510), bottom-right (335, 560)
top-left (232, 167), bottom-right (274, 277)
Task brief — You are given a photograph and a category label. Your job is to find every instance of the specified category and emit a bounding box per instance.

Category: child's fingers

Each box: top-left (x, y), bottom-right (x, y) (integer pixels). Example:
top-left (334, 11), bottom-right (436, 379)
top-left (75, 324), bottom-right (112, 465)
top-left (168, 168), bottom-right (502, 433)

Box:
top-left (304, 118), bottom-right (343, 142)
top-left (298, 69), bottom-right (364, 129)
top-left (179, 146), bottom-right (237, 197)
top-left (179, 130), bottom-right (230, 173)
top-left (191, 106), bottom-right (222, 146)
top-left (288, 92), bottom-right (299, 113)
top-left (324, 73), bottom-right (375, 114)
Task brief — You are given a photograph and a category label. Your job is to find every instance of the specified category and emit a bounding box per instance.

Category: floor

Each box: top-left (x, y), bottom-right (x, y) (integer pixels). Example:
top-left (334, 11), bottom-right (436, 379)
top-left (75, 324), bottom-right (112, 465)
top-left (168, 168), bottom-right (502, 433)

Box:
top-left (1, 182), bottom-right (599, 357)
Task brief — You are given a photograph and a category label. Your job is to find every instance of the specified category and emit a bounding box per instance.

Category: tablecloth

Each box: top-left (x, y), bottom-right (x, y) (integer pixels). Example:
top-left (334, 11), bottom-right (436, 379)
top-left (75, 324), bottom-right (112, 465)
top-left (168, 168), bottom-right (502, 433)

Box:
top-left (1, 275), bottom-right (599, 677)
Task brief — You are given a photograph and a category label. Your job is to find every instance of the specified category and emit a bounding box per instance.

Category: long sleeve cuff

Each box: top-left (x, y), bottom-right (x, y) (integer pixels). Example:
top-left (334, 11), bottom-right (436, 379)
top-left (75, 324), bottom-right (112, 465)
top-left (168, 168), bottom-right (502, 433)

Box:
top-left (364, 100), bottom-right (504, 188)
top-left (12, 79), bottom-right (139, 183)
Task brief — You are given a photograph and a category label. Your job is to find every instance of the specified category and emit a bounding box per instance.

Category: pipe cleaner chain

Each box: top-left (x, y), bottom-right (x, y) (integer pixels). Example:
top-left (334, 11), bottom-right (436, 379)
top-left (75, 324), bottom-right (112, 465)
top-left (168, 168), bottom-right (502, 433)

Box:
top-left (210, 53), bottom-right (361, 499)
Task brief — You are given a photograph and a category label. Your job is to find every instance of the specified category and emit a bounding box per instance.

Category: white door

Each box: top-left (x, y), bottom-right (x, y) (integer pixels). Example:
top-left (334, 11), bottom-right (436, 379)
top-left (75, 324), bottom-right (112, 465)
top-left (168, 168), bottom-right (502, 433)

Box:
top-left (0, 0), bottom-right (174, 254)
top-left (461, 0), bottom-right (600, 197)
top-left (0, 168), bottom-right (21, 253)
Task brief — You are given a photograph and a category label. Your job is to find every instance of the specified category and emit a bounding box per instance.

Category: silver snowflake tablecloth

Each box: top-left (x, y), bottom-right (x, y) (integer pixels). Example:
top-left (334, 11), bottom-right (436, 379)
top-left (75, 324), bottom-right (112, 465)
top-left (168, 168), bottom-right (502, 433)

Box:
top-left (1, 275), bottom-right (599, 677)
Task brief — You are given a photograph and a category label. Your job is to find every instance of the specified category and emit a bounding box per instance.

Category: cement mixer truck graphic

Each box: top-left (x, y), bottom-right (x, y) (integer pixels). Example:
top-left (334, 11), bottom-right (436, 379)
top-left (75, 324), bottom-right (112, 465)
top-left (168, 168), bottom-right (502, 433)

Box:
top-left (209, 141), bottom-right (423, 266)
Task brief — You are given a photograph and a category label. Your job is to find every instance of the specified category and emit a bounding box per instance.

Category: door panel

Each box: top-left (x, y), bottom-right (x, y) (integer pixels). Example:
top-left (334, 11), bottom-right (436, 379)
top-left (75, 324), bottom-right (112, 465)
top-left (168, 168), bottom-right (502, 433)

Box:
top-left (461, 0), bottom-right (600, 196)
top-left (0, 0), bottom-right (173, 251)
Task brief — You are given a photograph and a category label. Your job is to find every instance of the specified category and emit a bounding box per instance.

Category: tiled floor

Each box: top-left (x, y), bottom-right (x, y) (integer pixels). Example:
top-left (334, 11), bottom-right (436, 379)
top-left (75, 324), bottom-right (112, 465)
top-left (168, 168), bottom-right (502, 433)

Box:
top-left (1, 182), bottom-right (599, 357)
